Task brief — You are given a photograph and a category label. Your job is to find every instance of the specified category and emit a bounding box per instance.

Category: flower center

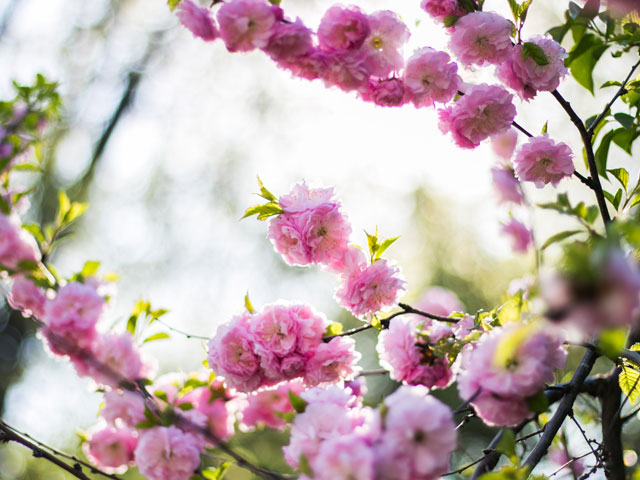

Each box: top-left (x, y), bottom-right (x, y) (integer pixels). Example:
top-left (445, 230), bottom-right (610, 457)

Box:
top-left (371, 36), bottom-right (383, 49)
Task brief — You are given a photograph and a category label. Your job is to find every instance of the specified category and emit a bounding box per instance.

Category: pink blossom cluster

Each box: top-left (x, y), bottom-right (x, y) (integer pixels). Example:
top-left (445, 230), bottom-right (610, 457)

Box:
top-left (239, 379), bottom-right (306, 430)
top-left (501, 218), bottom-right (534, 253)
top-left (377, 287), bottom-right (465, 389)
top-left (543, 248), bottom-right (640, 334)
top-left (85, 373), bottom-right (239, 478)
top-left (496, 36), bottom-right (569, 101)
top-left (457, 322), bottom-right (566, 426)
top-left (0, 213), bottom-right (40, 271)
top-left (268, 182), bottom-right (351, 267)
top-left (268, 182), bottom-right (406, 317)
top-left (420, 0), bottom-right (466, 23)
top-left (333, 246), bottom-right (406, 317)
top-left (284, 384), bottom-right (457, 480)
top-left (438, 83), bottom-right (516, 149)
top-left (207, 302), bottom-right (361, 392)
top-left (513, 134), bottom-right (574, 188)
top-left (448, 12), bottom-right (514, 67)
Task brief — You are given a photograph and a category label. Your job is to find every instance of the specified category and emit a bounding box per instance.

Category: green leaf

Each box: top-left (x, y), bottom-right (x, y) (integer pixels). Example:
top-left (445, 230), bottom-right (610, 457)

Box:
top-left (601, 80), bottom-right (623, 88)
top-left (522, 42), bottom-right (549, 66)
top-left (256, 177), bottom-right (278, 203)
top-left (541, 230), bottom-right (583, 250)
top-left (567, 35), bottom-right (608, 94)
top-left (244, 292), bottom-right (255, 314)
top-left (614, 112), bottom-right (635, 130)
top-left (495, 429), bottom-right (517, 462)
top-left (541, 121), bottom-right (548, 135)
top-left (519, 0), bottom-right (532, 21)
top-left (365, 229), bottom-right (379, 258)
top-left (57, 191), bottom-right (70, 225)
top-left (176, 402), bottom-right (194, 411)
top-left (143, 332), bottom-right (171, 344)
top-left (619, 362), bottom-right (640, 404)
top-left (201, 463), bottom-right (231, 480)
top-left (22, 223), bottom-right (45, 244)
top-left (375, 236), bottom-right (400, 259)
top-left (324, 322), bottom-right (343, 336)
top-left (608, 168), bottom-right (629, 192)
top-left (65, 202), bottom-right (88, 223)
top-left (613, 127), bottom-right (640, 155)
top-left (81, 260), bottom-right (100, 277)
top-left (11, 163), bottom-right (41, 172)
top-left (568, 1), bottom-right (582, 19)
top-left (242, 203), bottom-right (283, 221)
top-left (508, 0), bottom-right (520, 22)
top-left (598, 328), bottom-right (627, 359)
top-left (443, 15), bottom-right (459, 27)
top-left (614, 188), bottom-right (623, 210)
top-left (526, 391), bottom-right (549, 414)
top-left (289, 391), bottom-right (308, 414)
top-left (167, 0), bottom-right (182, 11)
top-left (595, 129), bottom-right (616, 178)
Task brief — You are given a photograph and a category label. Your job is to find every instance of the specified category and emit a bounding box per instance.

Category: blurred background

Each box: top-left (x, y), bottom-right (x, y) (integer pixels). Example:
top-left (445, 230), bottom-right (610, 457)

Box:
top-left (0, 0), bottom-right (638, 478)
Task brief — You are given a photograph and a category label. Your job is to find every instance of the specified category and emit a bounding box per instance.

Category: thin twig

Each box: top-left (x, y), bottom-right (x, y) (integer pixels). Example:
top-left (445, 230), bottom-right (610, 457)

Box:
top-left (512, 120), bottom-right (534, 138)
top-left (154, 317), bottom-right (209, 340)
top-left (587, 57), bottom-right (640, 136)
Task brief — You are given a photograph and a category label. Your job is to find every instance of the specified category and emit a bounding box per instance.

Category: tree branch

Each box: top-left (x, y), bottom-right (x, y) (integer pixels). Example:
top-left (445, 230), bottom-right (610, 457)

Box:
top-left (0, 420), bottom-right (95, 480)
top-left (587, 57), bottom-right (640, 136)
top-left (522, 349), bottom-right (599, 472)
top-left (551, 90), bottom-right (611, 225)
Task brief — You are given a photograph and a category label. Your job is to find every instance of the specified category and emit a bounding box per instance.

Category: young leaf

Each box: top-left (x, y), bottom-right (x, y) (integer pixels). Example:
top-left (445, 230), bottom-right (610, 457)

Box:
top-left (289, 391), bottom-right (308, 414)
top-left (256, 176), bottom-right (278, 203)
top-left (541, 121), bottom-right (548, 134)
top-left (57, 191), bottom-right (70, 225)
top-left (614, 112), bottom-right (635, 130)
top-left (244, 292), bottom-right (255, 313)
top-left (81, 260), bottom-right (101, 277)
top-left (143, 332), bottom-right (171, 344)
top-left (541, 230), bottom-right (583, 250)
top-left (168, 0), bottom-right (183, 11)
top-left (375, 236), bottom-right (400, 260)
top-left (522, 42), bottom-right (549, 66)
top-left (595, 130), bottom-right (616, 178)
top-left (608, 168), bottom-right (629, 192)
top-left (619, 362), bottom-right (640, 404)
top-left (201, 463), bottom-right (231, 480)
top-left (495, 429), bottom-right (517, 462)
top-left (601, 80), bottom-right (623, 88)
top-left (598, 328), bottom-right (627, 359)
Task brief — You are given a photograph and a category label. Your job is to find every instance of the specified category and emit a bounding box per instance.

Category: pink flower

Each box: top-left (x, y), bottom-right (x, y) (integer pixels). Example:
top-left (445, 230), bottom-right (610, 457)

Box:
top-left (513, 135), bottom-right (574, 188)
top-left (497, 36), bottom-right (568, 100)
top-left (42, 282), bottom-right (105, 355)
top-left (101, 390), bottom-right (146, 428)
top-left (403, 47), bottom-right (461, 106)
top-left (317, 5), bottom-right (370, 52)
top-left (365, 78), bottom-right (406, 107)
top-left (8, 276), bottom-right (46, 318)
top-left (438, 84), bottom-right (516, 149)
top-left (177, 0), bottom-right (219, 42)
top-left (491, 167), bottom-right (525, 205)
top-left (217, 0), bottom-right (276, 52)
top-left (284, 402), bottom-right (369, 469)
top-left (448, 11), bottom-right (514, 66)
top-left (361, 10), bottom-right (410, 77)
top-left (268, 183), bottom-right (351, 266)
top-left (416, 287), bottom-right (464, 317)
top-left (311, 435), bottom-right (375, 480)
top-left (183, 382), bottom-right (236, 441)
top-left (84, 426), bottom-right (137, 473)
top-left (336, 258), bottom-right (405, 317)
top-left (305, 337), bottom-right (362, 385)
top-left (72, 332), bottom-right (148, 388)
top-left (251, 303), bottom-right (299, 357)
top-left (281, 49), bottom-right (330, 80)
top-left (452, 314), bottom-right (476, 339)
top-left (491, 129), bottom-right (518, 160)
top-left (301, 384), bottom-right (359, 408)
top-left (377, 316), bottom-right (455, 389)
top-left (264, 19), bottom-right (313, 63)
top-left (0, 214), bottom-right (40, 270)
top-left (207, 313), bottom-right (263, 392)
top-left (323, 50), bottom-right (373, 92)
top-left (134, 426), bottom-right (203, 480)
top-left (376, 386), bottom-right (457, 480)
top-left (457, 323), bottom-right (566, 426)
top-left (420, 0), bottom-right (465, 22)
top-left (240, 380), bottom-right (305, 430)
top-left (501, 218), bottom-right (534, 253)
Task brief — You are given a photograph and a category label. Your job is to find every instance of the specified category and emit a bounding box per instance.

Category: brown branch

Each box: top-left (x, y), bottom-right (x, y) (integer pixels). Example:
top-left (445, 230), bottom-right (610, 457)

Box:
top-left (0, 420), bottom-right (94, 480)
top-left (597, 370), bottom-right (625, 480)
top-left (551, 90), bottom-right (611, 225)
top-left (587, 57), bottom-right (640, 136)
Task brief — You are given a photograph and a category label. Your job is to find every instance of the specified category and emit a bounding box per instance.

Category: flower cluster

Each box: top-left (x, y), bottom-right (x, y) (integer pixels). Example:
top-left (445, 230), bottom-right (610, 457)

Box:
top-left (377, 287), bottom-right (466, 389)
top-left (265, 182), bottom-right (406, 318)
top-left (457, 322), bottom-right (567, 426)
top-left (207, 302), bottom-right (361, 392)
top-left (239, 380), bottom-right (306, 430)
top-left (284, 384), bottom-right (457, 480)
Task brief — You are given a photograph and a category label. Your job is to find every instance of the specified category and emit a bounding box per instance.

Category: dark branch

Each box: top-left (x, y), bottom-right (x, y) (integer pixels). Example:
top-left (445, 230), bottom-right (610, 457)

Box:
top-left (587, 57), bottom-right (640, 136)
top-left (551, 90), bottom-right (611, 225)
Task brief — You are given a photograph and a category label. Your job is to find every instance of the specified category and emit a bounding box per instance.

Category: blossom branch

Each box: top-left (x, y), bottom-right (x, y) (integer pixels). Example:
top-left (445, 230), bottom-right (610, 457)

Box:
top-left (522, 349), bottom-right (599, 473)
top-left (550, 90), bottom-right (611, 224)
top-left (587, 56), bottom-right (640, 136)
top-left (0, 420), bottom-right (96, 480)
